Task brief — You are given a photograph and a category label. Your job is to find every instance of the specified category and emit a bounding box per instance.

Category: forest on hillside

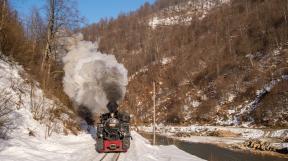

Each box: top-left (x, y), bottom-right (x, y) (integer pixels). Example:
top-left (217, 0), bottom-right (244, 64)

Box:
top-left (82, 0), bottom-right (288, 127)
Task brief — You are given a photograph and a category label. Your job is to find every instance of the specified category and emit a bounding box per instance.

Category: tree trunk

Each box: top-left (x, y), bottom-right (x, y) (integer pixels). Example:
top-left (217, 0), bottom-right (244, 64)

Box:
top-left (41, 0), bottom-right (55, 72)
top-left (0, 0), bottom-right (6, 31)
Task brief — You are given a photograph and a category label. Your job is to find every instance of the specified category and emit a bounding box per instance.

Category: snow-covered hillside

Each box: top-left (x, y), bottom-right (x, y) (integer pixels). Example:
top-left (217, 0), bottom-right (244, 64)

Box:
top-left (125, 44), bottom-right (288, 127)
top-left (148, 0), bottom-right (230, 28)
top-left (0, 58), bottom-right (77, 139)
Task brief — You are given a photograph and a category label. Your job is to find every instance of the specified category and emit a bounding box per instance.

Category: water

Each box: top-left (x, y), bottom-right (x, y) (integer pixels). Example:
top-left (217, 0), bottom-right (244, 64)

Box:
top-left (139, 132), bottom-right (288, 161)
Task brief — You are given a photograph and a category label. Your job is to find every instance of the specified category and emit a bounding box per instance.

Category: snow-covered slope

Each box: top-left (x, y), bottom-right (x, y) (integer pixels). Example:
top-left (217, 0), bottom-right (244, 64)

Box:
top-left (148, 0), bottom-right (230, 28)
top-left (0, 58), bottom-right (76, 139)
top-left (0, 57), bottom-right (81, 160)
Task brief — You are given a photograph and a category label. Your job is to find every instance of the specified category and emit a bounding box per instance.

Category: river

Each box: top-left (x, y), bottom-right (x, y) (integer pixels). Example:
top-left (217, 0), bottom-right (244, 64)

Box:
top-left (139, 132), bottom-right (288, 161)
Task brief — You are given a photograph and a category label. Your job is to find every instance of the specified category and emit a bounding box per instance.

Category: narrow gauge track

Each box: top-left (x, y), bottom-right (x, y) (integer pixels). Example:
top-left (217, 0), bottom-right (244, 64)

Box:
top-left (112, 153), bottom-right (121, 161)
top-left (99, 153), bottom-right (121, 161)
top-left (99, 153), bottom-right (108, 161)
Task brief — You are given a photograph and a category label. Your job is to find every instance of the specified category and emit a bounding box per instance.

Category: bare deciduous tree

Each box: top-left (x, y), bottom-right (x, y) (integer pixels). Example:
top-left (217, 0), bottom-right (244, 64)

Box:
top-left (0, 90), bottom-right (13, 139)
top-left (41, 0), bottom-right (83, 89)
top-left (0, 0), bottom-right (7, 32)
top-left (26, 7), bottom-right (46, 65)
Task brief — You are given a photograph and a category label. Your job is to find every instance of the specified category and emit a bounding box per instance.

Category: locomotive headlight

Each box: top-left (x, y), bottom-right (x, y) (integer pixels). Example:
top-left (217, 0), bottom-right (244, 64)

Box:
top-left (108, 118), bottom-right (119, 128)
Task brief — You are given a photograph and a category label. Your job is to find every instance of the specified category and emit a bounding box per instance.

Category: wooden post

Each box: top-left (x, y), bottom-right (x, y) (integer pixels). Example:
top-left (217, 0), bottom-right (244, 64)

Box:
top-left (153, 81), bottom-right (156, 145)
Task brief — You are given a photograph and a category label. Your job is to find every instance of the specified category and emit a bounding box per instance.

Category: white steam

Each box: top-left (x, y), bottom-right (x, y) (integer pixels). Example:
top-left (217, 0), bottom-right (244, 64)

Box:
top-left (62, 34), bottom-right (128, 114)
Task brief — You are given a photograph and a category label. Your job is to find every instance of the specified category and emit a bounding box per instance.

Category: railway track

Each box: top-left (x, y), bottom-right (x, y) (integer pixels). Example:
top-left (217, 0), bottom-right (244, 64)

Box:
top-left (99, 153), bottom-right (108, 161)
top-left (99, 153), bottom-right (121, 161)
top-left (112, 153), bottom-right (121, 161)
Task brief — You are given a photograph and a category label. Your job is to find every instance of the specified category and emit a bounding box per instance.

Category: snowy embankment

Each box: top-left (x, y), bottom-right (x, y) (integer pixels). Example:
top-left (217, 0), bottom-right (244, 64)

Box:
top-left (139, 125), bottom-right (288, 155)
top-left (139, 125), bottom-right (288, 138)
top-left (0, 58), bottom-right (205, 161)
top-left (138, 125), bottom-right (288, 147)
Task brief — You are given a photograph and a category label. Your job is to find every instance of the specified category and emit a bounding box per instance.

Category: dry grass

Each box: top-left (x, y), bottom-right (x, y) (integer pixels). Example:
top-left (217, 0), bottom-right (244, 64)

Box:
top-left (207, 130), bottom-right (241, 137)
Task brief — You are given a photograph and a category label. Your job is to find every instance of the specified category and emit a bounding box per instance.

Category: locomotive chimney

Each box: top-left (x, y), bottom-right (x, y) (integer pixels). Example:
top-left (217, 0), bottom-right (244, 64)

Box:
top-left (107, 102), bottom-right (118, 113)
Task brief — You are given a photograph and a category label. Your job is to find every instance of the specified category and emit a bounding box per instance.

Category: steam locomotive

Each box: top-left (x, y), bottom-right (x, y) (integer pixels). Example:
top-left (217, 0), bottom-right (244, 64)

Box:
top-left (96, 102), bottom-right (131, 153)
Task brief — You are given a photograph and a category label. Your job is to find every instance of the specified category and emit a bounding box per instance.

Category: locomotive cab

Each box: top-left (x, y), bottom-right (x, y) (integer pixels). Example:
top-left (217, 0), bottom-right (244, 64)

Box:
top-left (96, 102), bottom-right (131, 153)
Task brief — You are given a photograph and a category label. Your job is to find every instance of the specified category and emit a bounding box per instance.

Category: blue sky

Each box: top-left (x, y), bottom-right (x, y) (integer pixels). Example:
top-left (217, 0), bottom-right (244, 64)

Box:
top-left (11, 0), bottom-right (156, 24)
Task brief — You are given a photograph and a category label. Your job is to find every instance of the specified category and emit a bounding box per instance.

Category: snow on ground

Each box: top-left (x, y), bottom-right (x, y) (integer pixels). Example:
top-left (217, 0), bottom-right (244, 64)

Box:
top-left (0, 58), bottom-right (73, 138)
top-left (149, 16), bottom-right (192, 29)
top-left (138, 125), bottom-right (269, 139)
top-left (138, 125), bottom-right (288, 151)
top-left (161, 57), bottom-right (175, 65)
top-left (138, 125), bottom-right (288, 141)
top-left (0, 133), bottom-right (96, 161)
top-left (0, 58), bottom-right (88, 160)
top-left (138, 125), bottom-right (288, 153)
top-left (181, 135), bottom-right (245, 145)
top-left (148, 0), bottom-right (230, 28)
top-left (0, 58), bottom-right (205, 161)
top-left (119, 132), bottom-right (206, 161)
top-left (0, 131), bottom-right (206, 161)
top-left (128, 65), bottom-right (148, 82)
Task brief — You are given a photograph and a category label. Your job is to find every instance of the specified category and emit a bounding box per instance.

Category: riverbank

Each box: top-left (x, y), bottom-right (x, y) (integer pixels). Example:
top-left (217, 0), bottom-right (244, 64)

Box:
top-left (139, 132), bottom-right (288, 161)
top-left (137, 125), bottom-right (288, 160)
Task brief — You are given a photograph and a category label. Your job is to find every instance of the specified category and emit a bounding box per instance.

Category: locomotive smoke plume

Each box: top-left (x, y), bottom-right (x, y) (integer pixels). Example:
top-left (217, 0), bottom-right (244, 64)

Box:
top-left (62, 34), bottom-right (128, 119)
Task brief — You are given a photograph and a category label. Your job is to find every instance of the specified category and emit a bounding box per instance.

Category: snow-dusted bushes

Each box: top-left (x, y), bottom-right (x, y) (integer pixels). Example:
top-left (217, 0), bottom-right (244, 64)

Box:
top-left (0, 90), bottom-right (13, 139)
